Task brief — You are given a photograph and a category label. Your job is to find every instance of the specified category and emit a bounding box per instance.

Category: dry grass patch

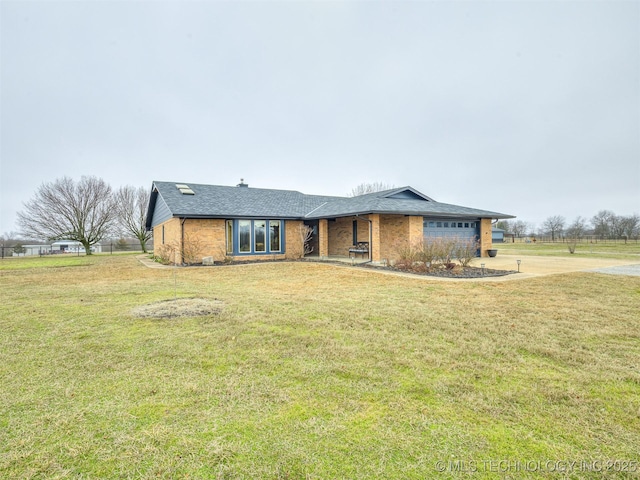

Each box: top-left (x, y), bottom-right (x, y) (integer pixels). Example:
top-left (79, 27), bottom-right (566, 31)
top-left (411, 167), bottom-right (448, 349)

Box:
top-left (131, 298), bottom-right (224, 319)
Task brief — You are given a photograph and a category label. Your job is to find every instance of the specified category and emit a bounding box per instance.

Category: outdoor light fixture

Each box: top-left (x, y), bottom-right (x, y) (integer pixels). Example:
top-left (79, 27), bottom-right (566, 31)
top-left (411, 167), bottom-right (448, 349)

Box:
top-left (517, 259), bottom-right (521, 272)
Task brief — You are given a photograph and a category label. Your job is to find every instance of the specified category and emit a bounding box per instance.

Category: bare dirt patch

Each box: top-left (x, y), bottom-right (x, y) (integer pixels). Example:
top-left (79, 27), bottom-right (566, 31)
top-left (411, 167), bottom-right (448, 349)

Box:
top-left (131, 298), bottom-right (224, 319)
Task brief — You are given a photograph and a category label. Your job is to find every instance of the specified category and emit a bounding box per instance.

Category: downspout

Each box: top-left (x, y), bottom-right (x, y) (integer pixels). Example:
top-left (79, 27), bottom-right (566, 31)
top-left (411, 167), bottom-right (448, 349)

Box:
top-left (180, 218), bottom-right (187, 265)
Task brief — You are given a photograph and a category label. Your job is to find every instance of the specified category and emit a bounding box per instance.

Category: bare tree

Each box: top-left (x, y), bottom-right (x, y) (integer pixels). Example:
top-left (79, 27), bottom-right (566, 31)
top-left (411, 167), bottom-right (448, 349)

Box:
top-left (114, 185), bottom-right (152, 253)
top-left (17, 176), bottom-right (116, 255)
top-left (618, 214), bottom-right (640, 242)
top-left (542, 215), bottom-right (565, 242)
top-left (565, 216), bottom-right (587, 253)
top-left (348, 182), bottom-right (395, 197)
top-left (566, 216), bottom-right (587, 239)
top-left (591, 210), bottom-right (615, 239)
top-left (511, 220), bottom-right (529, 238)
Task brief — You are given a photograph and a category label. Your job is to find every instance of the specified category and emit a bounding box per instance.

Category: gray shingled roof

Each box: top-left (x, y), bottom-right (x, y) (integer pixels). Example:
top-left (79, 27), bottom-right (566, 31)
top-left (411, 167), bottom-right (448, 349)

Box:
top-left (147, 181), bottom-right (513, 227)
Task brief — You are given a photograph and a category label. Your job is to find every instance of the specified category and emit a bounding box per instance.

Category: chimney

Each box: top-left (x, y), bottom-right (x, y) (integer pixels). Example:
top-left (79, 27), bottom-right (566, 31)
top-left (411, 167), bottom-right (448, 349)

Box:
top-left (237, 178), bottom-right (248, 188)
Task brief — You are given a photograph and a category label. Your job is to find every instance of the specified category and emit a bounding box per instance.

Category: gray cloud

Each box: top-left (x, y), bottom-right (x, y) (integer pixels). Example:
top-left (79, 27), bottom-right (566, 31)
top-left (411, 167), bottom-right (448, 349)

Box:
top-left (2, 1), bottom-right (638, 234)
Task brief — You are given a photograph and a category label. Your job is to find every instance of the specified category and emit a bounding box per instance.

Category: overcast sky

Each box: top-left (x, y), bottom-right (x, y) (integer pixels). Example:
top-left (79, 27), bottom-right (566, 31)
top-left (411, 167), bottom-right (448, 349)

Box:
top-left (1, 1), bottom-right (638, 235)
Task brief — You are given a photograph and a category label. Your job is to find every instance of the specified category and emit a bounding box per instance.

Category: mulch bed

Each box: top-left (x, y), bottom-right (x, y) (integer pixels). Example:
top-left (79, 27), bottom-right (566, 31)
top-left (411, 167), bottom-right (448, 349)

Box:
top-left (358, 263), bottom-right (518, 278)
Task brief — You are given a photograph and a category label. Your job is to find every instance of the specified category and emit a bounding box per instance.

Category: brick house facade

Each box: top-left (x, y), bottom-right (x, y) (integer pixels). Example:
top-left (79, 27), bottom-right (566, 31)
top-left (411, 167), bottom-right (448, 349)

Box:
top-left (146, 181), bottom-right (513, 264)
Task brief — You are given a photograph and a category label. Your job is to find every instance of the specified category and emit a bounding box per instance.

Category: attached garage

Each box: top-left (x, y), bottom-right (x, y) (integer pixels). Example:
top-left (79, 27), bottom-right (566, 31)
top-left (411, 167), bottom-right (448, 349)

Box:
top-left (423, 218), bottom-right (479, 241)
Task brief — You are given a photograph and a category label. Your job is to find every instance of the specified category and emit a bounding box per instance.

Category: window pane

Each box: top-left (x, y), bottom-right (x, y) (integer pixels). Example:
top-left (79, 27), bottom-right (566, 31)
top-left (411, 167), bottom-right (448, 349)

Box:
top-left (239, 220), bottom-right (251, 252)
top-left (436, 222), bottom-right (442, 228)
top-left (458, 222), bottom-right (463, 228)
top-left (226, 220), bottom-right (233, 254)
top-left (464, 222), bottom-right (469, 228)
top-left (254, 220), bottom-right (266, 252)
top-left (428, 221), bottom-right (435, 228)
top-left (444, 222), bottom-right (449, 228)
top-left (270, 220), bottom-right (281, 252)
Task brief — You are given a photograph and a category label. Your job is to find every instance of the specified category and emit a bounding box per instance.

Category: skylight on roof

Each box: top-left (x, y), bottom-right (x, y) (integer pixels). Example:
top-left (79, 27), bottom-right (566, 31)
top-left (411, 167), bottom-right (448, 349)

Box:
top-left (176, 184), bottom-right (195, 195)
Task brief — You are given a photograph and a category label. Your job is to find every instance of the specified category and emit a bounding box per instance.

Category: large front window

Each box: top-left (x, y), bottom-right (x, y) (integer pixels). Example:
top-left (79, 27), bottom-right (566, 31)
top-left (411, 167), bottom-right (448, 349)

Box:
top-left (231, 219), bottom-right (283, 255)
top-left (254, 220), bottom-right (266, 252)
top-left (239, 220), bottom-right (251, 252)
top-left (270, 220), bottom-right (281, 252)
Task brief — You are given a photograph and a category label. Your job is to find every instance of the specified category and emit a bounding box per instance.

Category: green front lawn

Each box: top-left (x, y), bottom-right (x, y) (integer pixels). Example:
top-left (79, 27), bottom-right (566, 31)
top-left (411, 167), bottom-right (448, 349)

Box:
top-left (1, 255), bottom-right (639, 478)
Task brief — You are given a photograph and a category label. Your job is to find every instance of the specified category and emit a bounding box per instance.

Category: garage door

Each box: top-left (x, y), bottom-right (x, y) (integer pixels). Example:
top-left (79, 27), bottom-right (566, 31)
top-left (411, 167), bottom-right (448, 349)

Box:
top-left (423, 218), bottom-right (479, 241)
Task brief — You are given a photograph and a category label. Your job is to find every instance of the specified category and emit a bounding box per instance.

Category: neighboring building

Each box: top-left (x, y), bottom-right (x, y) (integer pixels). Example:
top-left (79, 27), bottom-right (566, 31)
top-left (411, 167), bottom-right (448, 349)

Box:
top-left (492, 228), bottom-right (505, 243)
top-left (51, 241), bottom-right (102, 254)
top-left (145, 181), bottom-right (514, 264)
top-left (13, 245), bottom-right (52, 256)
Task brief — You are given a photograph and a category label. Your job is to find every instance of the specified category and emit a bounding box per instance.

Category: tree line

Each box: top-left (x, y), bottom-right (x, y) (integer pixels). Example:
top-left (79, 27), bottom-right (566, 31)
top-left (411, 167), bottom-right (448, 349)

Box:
top-left (11, 176), bottom-right (151, 255)
top-left (497, 211), bottom-right (640, 242)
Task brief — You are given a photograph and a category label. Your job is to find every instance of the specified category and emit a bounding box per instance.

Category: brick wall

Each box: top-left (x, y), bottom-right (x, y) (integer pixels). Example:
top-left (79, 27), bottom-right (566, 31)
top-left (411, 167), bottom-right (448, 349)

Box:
top-left (328, 217), bottom-right (353, 256)
top-left (284, 220), bottom-right (304, 259)
top-left (183, 218), bottom-right (226, 262)
top-left (153, 217), bottom-right (182, 263)
top-left (479, 218), bottom-right (493, 257)
top-left (152, 218), bottom-right (296, 263)
top-left (379, 214), bottom-right (409, 262)
top-left (318, 219), bottom-right (329, 257)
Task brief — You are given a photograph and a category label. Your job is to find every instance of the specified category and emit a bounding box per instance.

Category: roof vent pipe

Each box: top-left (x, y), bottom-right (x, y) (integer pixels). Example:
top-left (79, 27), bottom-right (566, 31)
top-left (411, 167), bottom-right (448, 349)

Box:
top-left (237, 178), bottom-right (248, 188)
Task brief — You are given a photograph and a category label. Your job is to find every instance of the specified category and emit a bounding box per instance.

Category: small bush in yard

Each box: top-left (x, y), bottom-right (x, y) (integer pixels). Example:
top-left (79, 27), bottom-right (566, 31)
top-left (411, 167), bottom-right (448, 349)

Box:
top-left (454, 237), bottom-right (480, 267)
top-left (394, 236), bottom-right (479, 272)
top-left (394, 243), bottom-right (417, 270)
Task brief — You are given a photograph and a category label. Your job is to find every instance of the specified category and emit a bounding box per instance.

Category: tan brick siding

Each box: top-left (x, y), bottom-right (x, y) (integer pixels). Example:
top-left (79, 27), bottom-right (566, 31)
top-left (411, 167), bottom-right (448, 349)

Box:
top-left (183, 218), bottom-right (226, 262)
top-left (379, 214), bottom-right (409, 262)
top-left (323, 214), bottom-right (424, 262)
top-left (327, 217), bottom-right (369, 256)
top-left (153, 218), bottom-right (295, 263)
top-left (318, 219), bottom-right (329, 257)
top-left (284, 220), bottom-right (304, 259)
top-left (328, 217), bottom-right (353, 256)
top-left (153, 217), bottom-right (182, 263)
top-left (479, 218), bottom-right (493, 257)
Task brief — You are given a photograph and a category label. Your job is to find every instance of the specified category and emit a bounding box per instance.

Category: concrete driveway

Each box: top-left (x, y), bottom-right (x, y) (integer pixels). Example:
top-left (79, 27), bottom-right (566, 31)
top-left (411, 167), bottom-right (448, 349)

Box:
top-left (470, 254), bottom-right (640, 280)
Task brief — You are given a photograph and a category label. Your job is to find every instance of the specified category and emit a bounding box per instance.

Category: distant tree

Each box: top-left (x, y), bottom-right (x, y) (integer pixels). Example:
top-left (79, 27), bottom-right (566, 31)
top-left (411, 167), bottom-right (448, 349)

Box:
top-left (542, 215), bottom-right (565, 242)
top-left (591, 210), bottom-right (615, 239)
top-left (618, 214), bottom-right (640, 242)
top-left (609, 214), bottom-right (626, 239)
top-left (348, 182), bottom-right (395, 197)
top-left (12, 243), bottom-right (26, 255)
top-left (114, 185), bottom-right (152, 253)
top-left (565, 217), bottom-right (586, 254)
top-left (17, 176), bottom-right (116, 255)
top-left (511, 220), bottom-right (529, 238)
top-left (493, 220), bottom-right (529, 239)
top-left (566, 216), bottom-right (587, 239)
top-left (495, 220), bottom-right (510, 232)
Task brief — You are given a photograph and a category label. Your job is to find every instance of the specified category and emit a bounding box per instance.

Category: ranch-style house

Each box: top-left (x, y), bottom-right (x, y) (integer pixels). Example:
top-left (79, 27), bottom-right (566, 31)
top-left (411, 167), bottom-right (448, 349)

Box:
top-left (145, 180), bottom-right (514, 264)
